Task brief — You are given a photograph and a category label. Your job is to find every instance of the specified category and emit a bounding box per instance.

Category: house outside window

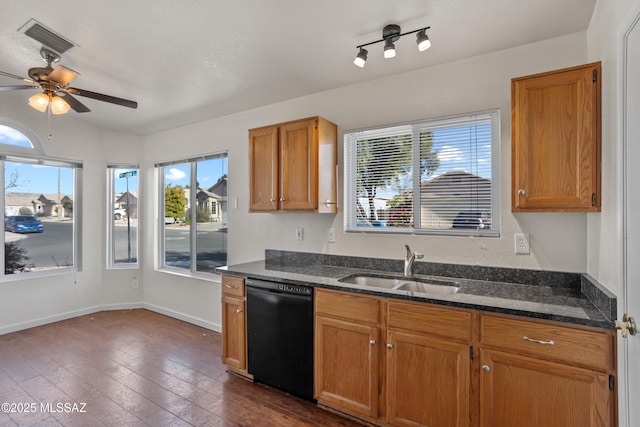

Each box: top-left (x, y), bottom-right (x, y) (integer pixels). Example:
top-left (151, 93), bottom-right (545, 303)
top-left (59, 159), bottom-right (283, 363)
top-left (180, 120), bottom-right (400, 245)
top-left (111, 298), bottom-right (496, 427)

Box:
top-left (1, 119), bottom-right (82, 278)
top-left (157, 152), bottom-right (228, 276)
top-left (344, 110), bottom-right (500, 236)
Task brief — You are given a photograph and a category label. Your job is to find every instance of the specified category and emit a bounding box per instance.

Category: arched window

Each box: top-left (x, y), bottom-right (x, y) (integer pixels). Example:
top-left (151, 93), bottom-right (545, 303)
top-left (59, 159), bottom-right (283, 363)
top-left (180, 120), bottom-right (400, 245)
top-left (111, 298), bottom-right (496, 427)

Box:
top-left (0, 118), bottom-right (44, 157)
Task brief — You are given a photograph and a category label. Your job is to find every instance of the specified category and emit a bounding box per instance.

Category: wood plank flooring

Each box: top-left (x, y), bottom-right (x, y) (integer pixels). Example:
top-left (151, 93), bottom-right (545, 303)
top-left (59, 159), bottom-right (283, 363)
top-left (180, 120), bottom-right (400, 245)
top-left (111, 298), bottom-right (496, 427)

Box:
top-left (0, 309), bottom-right (362, 426)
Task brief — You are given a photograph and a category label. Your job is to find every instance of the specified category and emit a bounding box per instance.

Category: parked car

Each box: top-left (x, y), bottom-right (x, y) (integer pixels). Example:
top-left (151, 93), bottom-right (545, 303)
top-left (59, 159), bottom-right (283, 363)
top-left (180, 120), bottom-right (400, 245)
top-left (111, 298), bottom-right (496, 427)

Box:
top-left (4, 215), bottom-right (44, 233)
top-left (451, 211), bottom-right (490, 229)
top-left (114, 209), bottom-right (126, 220)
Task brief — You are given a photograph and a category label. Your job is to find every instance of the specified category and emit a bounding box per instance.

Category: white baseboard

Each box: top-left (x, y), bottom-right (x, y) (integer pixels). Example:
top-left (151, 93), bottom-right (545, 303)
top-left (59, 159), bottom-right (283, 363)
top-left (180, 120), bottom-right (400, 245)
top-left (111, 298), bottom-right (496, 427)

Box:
top-left (0, 302), bottom-right (221, 335)
top-left (143, 302), bottom-right (221, 332)
top-left (0, 305), bottom-right (103, 335)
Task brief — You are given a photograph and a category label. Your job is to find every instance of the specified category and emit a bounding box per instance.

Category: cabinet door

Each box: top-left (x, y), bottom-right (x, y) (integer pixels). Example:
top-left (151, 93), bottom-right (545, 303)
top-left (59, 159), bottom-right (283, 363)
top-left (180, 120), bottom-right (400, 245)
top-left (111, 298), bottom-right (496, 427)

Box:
top-left (314, 315), bottom-right (380, 419)
top-left (480, 349), bottom-right (613, 427)
top-left (386, 330), bottom-right (470, 427)
top-left (221, 295), bottom-right (246, 371)
top-left (280, 118), bottom-right (318, 211)
top-left (511, 62), bottom-right (601, 211)
top-left (249, 125), bottom-right (279, 211)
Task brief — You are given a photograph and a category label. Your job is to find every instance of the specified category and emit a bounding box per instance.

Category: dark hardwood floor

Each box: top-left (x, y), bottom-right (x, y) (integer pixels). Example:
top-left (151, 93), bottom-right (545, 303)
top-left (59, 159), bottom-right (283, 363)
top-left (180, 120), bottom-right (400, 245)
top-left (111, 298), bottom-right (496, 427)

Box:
top-left (0, 309), bottom-right (362, 426)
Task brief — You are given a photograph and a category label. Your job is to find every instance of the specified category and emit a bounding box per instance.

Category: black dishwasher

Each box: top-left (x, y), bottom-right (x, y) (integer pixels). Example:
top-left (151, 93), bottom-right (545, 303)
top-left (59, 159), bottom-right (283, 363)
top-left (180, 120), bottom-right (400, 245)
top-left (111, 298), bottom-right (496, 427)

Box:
top-left (245, 279), bottom-right (314, 401)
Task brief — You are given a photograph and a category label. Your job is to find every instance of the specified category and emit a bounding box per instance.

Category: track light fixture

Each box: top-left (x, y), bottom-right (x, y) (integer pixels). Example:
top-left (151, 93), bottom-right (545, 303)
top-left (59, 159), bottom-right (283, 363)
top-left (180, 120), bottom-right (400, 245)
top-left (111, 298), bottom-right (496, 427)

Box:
top-left (353, 24), bottom-right (431, 67)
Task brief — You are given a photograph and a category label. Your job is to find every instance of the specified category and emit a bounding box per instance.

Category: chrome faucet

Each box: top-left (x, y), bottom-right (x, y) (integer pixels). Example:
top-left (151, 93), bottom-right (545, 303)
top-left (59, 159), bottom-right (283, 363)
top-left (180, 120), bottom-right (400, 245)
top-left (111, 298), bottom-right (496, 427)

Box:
top-left (404, 245), bottom-right (424, 277)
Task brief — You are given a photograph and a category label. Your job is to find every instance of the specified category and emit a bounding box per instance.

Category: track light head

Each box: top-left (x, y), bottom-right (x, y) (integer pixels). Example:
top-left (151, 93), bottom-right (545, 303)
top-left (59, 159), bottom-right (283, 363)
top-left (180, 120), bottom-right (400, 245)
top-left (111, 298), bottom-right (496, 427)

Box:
top-left (383, 38), bottom-right (396, 59)
top-left (416, 30), bottom-right (431, 51)
top-left (354, 47), bottom-right (368, 67)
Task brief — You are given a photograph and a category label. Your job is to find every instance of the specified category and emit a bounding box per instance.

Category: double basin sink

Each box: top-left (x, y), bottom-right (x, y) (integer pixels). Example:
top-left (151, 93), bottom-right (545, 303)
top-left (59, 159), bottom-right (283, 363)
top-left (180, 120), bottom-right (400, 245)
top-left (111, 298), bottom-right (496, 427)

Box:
top-left (338, 273), bottom-right (460, 296)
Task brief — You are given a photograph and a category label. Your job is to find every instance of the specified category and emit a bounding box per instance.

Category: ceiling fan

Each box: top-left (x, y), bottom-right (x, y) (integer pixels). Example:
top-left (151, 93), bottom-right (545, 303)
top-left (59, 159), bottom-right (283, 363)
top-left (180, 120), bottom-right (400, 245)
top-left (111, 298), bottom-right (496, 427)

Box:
top-left (0, 47), bottom-right (137, 114)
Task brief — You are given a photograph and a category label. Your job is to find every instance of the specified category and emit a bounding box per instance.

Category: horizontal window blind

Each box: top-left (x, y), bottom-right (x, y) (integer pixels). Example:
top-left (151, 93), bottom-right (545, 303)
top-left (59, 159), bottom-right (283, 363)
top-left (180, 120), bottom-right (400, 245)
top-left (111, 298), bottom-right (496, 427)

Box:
top-left (344, 111), bottom-right (499, 236)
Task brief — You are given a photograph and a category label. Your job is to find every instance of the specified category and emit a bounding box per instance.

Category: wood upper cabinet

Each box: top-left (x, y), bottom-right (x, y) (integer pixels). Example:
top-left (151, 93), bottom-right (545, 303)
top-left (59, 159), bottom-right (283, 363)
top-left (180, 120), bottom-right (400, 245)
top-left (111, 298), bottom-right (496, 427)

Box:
top-left (314, 289), bottom-right (381, 419)
top-left (249, 116), bottom-right (338, 213)
top-left (511, 62), bottom-right (601, 212)
top-left (479, 314), bottom-right (616, 427)
top-left (221, 274), bottom-right (249, 377)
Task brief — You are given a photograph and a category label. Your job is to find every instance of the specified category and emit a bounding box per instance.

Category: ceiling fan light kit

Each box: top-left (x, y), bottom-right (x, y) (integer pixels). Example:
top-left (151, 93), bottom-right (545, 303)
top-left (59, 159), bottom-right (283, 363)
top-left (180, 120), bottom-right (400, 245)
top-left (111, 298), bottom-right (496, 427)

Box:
top-left (354, 23), bottom-right (431, 67)
top-left (0, 47), bottom-right (138, 115)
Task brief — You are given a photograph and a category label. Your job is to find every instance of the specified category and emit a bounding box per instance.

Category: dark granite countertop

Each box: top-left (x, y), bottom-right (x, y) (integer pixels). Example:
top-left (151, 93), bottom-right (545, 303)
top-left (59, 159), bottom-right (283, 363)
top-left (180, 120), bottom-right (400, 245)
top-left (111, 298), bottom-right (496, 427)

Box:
top-left (217, 250), bottom-right (617, 330)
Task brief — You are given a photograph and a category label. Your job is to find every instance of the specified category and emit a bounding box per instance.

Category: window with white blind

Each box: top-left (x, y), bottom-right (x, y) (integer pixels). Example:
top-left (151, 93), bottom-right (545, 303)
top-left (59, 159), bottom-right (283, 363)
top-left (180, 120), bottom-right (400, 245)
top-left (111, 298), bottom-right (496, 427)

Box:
top-left (344, 110), bottom-right (500, 236)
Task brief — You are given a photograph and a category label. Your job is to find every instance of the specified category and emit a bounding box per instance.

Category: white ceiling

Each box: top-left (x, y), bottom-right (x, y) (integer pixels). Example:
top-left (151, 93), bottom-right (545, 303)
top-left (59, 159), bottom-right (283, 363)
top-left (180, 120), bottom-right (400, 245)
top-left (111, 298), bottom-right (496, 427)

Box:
top-left (0, 0), bottom-right (596, 136)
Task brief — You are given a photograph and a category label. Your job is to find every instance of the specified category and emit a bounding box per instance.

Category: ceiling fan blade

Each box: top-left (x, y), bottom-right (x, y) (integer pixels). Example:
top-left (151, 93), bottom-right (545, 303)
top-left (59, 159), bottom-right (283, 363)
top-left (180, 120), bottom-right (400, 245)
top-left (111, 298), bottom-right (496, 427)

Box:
top-left (67, 87), bottom-right (137, 109)
top-left (59, 92), bottom-right (91, 113)
top-left (0, 85), bottom-right (38, 92)
top-left (0, 70), bottom-right (35, 83)
top-left (48, 65), bottom-right (79, 86)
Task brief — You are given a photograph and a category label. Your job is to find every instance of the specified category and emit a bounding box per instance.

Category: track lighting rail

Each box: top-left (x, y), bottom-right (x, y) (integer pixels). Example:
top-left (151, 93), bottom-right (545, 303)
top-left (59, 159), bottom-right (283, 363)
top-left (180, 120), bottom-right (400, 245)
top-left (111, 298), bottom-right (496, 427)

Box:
top-left (355, 25), bottom-right (431, 50)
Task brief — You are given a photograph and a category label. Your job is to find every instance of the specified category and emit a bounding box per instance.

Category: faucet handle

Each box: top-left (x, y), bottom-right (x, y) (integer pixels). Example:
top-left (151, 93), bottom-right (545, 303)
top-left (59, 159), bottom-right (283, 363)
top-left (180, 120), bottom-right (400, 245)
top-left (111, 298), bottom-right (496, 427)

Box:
top-left (415, 252), bottom-right (424, 260)
top-left (405, 244), bottom-right (412, 257)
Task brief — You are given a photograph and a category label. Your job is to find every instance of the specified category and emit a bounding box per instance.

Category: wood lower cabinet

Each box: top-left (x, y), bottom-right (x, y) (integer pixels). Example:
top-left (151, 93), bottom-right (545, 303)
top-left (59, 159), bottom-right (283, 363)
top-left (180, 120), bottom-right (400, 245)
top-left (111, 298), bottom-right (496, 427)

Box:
top-left (386, 301), bottom-right (472, 427)
top-left (249, 116), bottom-right (338, 213)
top-left (314, 289), bottom-right (381, 419)
top-left (479, 313), bottom-right (616, 427)
top-left (479, 349), bottom-right (612, 427)
top-left (511, 62), bottom-right (601, 212)
top-left (221, 274), bottom-right (250, 377)
top-left (315, 315), bottom-right (380, 418)
top-left (314, 291), bottom-right (616, 427)
top-left (314, 290), bottom-right (472, 426)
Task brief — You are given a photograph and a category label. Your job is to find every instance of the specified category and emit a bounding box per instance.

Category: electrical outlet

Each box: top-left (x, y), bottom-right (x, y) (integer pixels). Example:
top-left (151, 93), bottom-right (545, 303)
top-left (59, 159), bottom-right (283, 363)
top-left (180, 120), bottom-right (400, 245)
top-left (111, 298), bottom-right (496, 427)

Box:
top-left (132, 278), bottom-right (139, 289)
top-left (328, 228), bottom-right (336, 243)
top-left (295, 227), bottom-right (304, 241)
top-left (514, 234), bottom-right (530, 254)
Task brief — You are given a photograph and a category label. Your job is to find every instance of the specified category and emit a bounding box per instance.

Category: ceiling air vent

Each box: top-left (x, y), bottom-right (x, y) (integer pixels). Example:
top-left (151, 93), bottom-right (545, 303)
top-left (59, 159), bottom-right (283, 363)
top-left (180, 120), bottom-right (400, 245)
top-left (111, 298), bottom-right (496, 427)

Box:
top-left (19, 19), bottom-right (76, 54)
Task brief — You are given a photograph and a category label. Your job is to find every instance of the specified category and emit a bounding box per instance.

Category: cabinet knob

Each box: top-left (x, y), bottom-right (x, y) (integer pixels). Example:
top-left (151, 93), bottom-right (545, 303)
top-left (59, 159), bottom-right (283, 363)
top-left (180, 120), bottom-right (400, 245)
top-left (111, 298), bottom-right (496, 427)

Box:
top-left (225, 283), bottom-right (237, 289)
top-left (518, 189), bottom-right (526, 196)
top-left (369, 339), bottom-right (376, 346)
top-left (482, 365), bottom-right (491, 372)
top-left (270, 198), bottom-right (275, 204)
top-left (235, 308), bottom-right (242, 314)
top-left (279, 197), bottom-right (285, 202)
top-left (386, 343), bottom-right (393, 349)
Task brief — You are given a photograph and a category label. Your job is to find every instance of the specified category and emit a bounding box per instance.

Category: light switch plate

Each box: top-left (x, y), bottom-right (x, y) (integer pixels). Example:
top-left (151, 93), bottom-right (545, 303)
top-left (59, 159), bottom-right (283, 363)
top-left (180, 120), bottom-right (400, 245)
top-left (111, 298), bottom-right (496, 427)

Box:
top-left (328, 228), bottom-right (336, 243)
top-left (295, 227), bottom-right (304, 241)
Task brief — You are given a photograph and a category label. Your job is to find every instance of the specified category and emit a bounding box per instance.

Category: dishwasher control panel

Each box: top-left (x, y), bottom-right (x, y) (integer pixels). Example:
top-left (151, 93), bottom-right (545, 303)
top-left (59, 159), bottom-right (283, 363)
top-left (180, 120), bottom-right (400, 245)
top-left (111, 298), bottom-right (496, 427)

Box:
top-left (278, 283), bottom-right (312, 295)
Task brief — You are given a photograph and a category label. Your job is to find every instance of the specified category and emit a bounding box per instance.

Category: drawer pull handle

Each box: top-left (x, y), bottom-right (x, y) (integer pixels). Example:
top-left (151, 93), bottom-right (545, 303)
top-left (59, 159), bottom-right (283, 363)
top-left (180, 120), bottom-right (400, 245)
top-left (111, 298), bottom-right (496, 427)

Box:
top-left (225, 283), bottom-right (238, 289)
top-left (523, 336), bottom-right (555, 346)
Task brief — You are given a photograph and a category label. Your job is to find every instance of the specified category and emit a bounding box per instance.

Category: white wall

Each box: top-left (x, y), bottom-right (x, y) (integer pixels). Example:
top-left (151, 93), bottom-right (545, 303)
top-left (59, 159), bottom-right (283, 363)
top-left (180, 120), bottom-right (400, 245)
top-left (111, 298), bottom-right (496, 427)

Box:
top-left (0, 91), bottom-right (143, 334)
top-left (586, 0), bottom-right (639, 299)
top-left (141, 32), bottom-right (592, 330)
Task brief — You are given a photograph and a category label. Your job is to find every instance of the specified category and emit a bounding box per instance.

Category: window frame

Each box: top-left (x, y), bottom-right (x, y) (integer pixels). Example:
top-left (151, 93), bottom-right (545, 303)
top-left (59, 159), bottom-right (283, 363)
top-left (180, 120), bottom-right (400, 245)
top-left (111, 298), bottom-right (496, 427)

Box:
top-left (344, 110), bottom-right (500, 237)
top-left (156, 151), bottom-right (228, 279)
top-left (0, 118), bottom-right (83, 280)
top-left (106, 164), bottom-right (140, 269)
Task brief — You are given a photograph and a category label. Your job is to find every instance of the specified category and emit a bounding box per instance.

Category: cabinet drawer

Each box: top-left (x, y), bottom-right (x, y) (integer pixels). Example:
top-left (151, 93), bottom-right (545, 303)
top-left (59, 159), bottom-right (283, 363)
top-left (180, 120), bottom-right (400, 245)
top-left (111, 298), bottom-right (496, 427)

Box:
top-left (387, 300), bottom-right (472, 342)
top-left (221, 274), bottom-right (245, 297)
top-left (480, 314), bottom-right (614, 371)
top-left (315, 289), bottom-right (380, 325)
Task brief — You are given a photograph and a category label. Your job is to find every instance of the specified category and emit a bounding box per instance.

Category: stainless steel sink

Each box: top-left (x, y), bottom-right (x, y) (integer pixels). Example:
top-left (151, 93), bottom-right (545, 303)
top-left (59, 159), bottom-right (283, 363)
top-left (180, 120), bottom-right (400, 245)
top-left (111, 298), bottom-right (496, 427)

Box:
top-left (338, 274), bottom-right (460, 295)
top-left (394, 280), bottom-right (460, 295)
